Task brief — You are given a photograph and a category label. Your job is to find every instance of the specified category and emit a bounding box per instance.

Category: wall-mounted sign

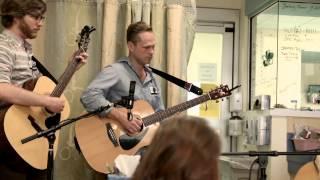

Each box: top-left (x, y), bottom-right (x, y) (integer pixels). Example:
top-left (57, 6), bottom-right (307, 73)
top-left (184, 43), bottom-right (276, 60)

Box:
top-left (199, 63), bottom-right (217, 82)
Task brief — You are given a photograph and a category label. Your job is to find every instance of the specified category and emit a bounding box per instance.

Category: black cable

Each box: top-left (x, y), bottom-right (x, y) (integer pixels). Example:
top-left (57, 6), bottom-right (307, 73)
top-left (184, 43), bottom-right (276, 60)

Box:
top-left (312, 150), bottom-right (320, 174)
top-left (249, 158), bottom-right (258, 180)
top-left (230, 136), bottom-right (233, 152)
top-left (257, 162), bottom-right (260, 180)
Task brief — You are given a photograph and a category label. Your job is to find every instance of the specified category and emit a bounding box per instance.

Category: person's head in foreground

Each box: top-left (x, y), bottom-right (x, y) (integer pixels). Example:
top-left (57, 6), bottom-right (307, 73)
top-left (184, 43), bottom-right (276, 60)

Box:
top-left (132, 115), bottom-right (221, 180)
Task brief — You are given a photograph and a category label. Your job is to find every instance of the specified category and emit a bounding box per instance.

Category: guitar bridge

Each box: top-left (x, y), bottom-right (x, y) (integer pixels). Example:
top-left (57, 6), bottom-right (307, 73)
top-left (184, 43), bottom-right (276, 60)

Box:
top-left (106, 123), bottom-right (119, 147)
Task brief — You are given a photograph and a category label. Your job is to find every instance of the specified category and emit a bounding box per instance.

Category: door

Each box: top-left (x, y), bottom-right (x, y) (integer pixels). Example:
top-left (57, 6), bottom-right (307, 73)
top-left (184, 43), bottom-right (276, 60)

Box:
top-left (187, 8), bottom-right (239, 151)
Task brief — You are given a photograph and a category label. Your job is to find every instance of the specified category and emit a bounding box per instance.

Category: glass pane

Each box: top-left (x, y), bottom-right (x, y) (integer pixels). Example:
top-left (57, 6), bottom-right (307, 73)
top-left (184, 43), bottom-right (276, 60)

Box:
top-left (278, 2), bottom-right (320, 110)
top-left (250, 1), bottom-right (320, 110)
top-left (250, 3), bottom-right (279, 109)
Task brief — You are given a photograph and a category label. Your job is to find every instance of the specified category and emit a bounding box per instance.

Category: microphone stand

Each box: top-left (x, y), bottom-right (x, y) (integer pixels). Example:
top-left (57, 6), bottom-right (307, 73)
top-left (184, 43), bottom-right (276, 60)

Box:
top-left (20, 105), bottom-right (111, 180)
top-left (113, 81), bottom-right (136, 121)
top-left (222, 150), bottom-right (320, 180)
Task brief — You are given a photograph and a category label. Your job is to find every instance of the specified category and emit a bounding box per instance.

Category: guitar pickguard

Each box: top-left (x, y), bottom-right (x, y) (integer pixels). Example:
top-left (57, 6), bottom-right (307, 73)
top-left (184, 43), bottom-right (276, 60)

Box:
top-left (118, 128), bottom-right (148, 150)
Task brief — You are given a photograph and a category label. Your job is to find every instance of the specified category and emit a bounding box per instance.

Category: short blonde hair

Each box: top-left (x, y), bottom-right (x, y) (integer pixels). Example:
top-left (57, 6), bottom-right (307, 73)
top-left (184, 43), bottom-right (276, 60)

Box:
top-left (126, 21), bottom-right (153, 44)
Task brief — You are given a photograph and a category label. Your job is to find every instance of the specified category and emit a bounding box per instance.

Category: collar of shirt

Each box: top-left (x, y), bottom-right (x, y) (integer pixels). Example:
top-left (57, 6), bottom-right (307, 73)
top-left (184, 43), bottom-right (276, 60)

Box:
top-left (118, 57), bottom-right (154, 83)
top-left (2, 30), bottom-right (32, 53)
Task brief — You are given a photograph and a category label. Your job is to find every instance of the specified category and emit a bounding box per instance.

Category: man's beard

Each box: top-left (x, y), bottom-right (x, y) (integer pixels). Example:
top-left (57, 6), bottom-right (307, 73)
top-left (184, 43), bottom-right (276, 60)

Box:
top-left (19, 20), bottom-right (37, 39)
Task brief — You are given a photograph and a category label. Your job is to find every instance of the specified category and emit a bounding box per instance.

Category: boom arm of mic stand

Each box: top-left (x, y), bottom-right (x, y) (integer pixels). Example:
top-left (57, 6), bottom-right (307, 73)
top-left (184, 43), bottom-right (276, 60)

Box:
top-left (221, 150), bottom-right (320, 180)
top-left (222, 151), bottom-right (320, 156)
top-left (21, 104), bottom-right (112, 144)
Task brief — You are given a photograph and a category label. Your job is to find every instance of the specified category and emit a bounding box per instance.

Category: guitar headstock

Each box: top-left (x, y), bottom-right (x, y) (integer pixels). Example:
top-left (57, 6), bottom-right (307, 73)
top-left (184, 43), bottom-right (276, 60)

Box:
top-left (208, 84), bottom-right (240, 101)
top-left (76, 25), bottom-right (96, 52)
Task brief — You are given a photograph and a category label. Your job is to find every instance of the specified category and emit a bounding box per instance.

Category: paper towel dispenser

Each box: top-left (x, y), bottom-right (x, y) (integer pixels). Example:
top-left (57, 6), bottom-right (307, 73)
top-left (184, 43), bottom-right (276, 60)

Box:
top-left (246, 115), bottom-right (271, 146)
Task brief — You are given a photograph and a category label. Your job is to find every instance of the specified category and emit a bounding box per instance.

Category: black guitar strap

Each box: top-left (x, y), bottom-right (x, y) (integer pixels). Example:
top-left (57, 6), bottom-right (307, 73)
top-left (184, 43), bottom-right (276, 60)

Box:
top-left (32, 56), bottom-right (58, 84)
top-left (148, 66), bottom-right (203, 95)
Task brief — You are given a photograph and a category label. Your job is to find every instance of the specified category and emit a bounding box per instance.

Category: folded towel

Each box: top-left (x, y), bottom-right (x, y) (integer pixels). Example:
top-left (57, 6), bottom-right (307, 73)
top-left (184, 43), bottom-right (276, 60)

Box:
top-left (114, 155), bottom-right (141, 177)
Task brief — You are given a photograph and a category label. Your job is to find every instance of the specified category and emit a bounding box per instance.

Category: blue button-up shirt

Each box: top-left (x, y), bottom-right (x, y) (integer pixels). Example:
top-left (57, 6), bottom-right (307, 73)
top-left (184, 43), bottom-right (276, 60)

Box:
top-left (81, 57), bottom-right (164, 116)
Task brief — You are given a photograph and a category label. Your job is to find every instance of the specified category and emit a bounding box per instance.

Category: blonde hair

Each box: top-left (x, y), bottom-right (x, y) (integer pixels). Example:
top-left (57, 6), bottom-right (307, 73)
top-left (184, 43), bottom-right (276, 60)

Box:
top-left (126, 21), bottom-right (152, 44)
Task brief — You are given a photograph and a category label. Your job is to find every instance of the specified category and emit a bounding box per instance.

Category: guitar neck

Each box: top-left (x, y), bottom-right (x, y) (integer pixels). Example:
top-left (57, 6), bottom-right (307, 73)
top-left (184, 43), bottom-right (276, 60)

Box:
top-left (51, 59), bottom-right (79, 97)
top-left (143, 94), bottom-right (211, 126)
top-left (49, 25), bottom-right (94, 98)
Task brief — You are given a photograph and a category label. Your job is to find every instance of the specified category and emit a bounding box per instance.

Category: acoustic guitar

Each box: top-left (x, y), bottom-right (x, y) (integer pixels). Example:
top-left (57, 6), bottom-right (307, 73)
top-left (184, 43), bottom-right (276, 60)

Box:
top-left (0, 25), bottom-right (95, 170)
top-left (75, 85), bottom-right (238, 174)
top-left (294, 160), bottom-right (320, 180)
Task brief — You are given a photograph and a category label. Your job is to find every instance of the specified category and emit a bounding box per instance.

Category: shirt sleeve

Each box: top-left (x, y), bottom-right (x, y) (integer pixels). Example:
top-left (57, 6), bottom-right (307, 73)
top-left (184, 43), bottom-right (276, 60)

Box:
top-left (0, 44), bottom-right (14, 83)
top-left (80, 65), bottom-right (119, 117)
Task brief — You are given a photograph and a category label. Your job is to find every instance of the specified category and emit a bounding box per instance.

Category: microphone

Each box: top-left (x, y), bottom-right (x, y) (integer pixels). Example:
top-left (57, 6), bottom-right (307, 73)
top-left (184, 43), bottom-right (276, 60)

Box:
top-left (188, 83), bottom-right (203, 95)
top-left (128, 81), bottom-right (136, 109)
top-left (127, 81), bottom-right (136, 120)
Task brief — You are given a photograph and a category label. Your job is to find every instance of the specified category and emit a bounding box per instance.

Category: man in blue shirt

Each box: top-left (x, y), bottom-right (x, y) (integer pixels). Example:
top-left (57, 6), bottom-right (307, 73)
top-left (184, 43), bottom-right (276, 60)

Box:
top-left (81, 21), bottom-right (164, 134)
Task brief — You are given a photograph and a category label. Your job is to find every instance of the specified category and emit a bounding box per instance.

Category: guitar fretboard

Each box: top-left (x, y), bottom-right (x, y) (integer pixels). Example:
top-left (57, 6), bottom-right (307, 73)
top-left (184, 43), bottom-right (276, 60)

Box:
top-left (143, 94), bottom-right (211, 126)
top-left (142, 85), bottom-right (232, 126)
top-left (51, 59), bottom-right (80, 97)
